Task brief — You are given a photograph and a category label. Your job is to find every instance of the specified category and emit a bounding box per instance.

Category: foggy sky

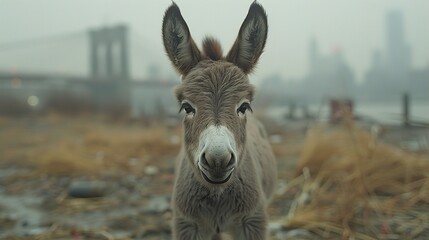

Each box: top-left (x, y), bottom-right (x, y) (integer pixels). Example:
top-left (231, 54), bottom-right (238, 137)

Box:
top-left (1, 0), bottom-right (428, 83)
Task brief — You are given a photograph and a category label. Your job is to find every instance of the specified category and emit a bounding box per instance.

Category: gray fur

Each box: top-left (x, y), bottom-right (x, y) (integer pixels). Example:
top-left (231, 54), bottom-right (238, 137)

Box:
top-left (162, 2), bottom-right (276, 240)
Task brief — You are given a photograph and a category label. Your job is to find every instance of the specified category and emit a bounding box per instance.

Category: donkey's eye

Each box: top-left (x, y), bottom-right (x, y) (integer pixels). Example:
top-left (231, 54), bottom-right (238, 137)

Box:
top-left (237, 102), bottom-right (252, 115)
top-left (180, 102), bottom-right (195, 115)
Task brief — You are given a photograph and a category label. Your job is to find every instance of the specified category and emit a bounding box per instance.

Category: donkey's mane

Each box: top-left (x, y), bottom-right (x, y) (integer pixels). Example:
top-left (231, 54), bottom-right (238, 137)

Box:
top-left (202, 37), bottom-right (223, 61)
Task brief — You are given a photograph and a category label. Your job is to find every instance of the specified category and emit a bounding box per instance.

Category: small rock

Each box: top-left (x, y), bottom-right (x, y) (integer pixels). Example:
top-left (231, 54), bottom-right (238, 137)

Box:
top-left (144, 166), bottom-right (159, 176)
top-left (128, 158), bottom-right (140, 167)
top-left (68, 180), bottom-right (107, 198)
top-left (275, 180), bottom-right (288, 195)
top-left (170, 135), bottom-right (181, 145)
top-left (137, 222), bottom-right (171, 237)
top-left (14, 220), bottom-right (47, 237)
top-left (268, 222), bottom-right (283, 232)
top-left (277, 229), bottom-right (314, 239)
top-left (143, 196), bottom-right (170, 213)
top-left (27, 227), bottom-right (48, 236)
top-left (269, 134), bottom-right (283, 144)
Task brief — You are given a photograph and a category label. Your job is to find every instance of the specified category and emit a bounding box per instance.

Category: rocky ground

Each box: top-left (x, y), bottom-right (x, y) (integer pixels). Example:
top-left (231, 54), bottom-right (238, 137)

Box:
top-left (0, 115), bottom-right (306, 240)
top-left (0, 115), bottom-right (428, 239)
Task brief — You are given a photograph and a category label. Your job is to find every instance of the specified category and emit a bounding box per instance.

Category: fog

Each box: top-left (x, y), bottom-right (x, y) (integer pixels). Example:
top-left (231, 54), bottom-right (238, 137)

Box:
top-left (1, 2), bottom-right (429, 239)
top-left (0, 0), bottom-right (428, 116)
top-left (1, 0), bottom-right (428, 82)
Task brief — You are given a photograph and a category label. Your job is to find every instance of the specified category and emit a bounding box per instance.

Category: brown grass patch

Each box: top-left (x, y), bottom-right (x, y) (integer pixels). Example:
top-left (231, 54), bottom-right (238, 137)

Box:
top-left (284, 123), bottom-right (429, 239)
top-left (35, 144), bottom-right (101, 175)
top-left (1, 117), bottom-right (181, 176)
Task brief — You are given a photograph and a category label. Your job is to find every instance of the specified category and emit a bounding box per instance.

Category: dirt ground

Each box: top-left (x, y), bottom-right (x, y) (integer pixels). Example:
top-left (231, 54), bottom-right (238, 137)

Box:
top-left (0, 115), bottom-right (428, 239)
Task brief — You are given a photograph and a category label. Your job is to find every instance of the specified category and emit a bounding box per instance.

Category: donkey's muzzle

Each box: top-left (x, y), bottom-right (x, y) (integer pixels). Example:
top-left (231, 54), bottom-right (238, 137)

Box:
top-left (198, 152), bottom-right (236, 184)
top-left (196, 125), bottom-right (238, 184)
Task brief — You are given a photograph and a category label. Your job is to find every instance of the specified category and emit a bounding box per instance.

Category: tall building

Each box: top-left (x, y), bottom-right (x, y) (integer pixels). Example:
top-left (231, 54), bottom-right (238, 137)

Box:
top-left (305, 38), bottom-right (355, 100)
top-left (385, 11), bottom-right (411, 74)
top-left (308, 37), bottom-right (320, 74)
top-left (362, 10), bottom-right (429, 101)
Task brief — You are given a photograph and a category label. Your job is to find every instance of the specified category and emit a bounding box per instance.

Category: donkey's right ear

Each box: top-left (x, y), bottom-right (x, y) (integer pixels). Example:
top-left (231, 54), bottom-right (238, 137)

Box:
top-left (226, 2), bottom-right (268, 74)
top-left (162, 3), bottom-right (202, 76)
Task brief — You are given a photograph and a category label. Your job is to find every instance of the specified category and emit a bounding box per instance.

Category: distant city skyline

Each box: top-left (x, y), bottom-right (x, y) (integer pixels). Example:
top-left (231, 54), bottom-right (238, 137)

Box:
top-left (0, 0), bottom-right (428, 83)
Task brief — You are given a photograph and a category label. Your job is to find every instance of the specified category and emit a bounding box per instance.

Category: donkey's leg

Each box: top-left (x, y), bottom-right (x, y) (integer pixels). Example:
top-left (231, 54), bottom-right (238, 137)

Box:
top-left (173, 216), bottom-right (214, 240)
top-left (228, 209), bottom-right (268, 240)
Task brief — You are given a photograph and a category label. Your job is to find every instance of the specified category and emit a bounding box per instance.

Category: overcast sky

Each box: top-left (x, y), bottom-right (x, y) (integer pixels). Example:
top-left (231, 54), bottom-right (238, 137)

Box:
top-left (0, 0), bottom-right (428, 82)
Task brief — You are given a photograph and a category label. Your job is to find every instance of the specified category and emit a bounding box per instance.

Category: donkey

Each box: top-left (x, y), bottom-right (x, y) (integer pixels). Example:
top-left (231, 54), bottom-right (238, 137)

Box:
top-left (162, 2), bottom-right (277, 240)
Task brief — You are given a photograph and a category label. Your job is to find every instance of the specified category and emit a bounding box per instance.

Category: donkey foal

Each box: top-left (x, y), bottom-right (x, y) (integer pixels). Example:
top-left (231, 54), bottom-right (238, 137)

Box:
top-left (162, 2), bottom-right (277, 240)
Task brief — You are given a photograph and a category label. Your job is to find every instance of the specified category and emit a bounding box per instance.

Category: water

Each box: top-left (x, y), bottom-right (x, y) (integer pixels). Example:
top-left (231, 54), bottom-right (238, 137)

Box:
top-left (0, 193), bottom-right (45, 237)
top-left (355, 101), bottom-right (429, 125)
top-left (266, 100), bottom-right (429, 125)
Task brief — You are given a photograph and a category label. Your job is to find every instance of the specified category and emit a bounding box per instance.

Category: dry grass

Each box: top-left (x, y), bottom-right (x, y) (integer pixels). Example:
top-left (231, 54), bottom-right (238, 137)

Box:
top-left (0, 115), bottom-right (180, 176)
top-left (3, 115), bottom-right (429, 239)
top-left (284, 122), bottom-right (429, 239)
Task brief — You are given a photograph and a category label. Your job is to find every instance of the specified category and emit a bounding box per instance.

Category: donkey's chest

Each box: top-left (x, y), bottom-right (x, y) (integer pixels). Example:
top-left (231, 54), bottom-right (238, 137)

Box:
top-left (198, 189), bottom-right (247, 218)
top-left (175, 179), bottom-right (260, 223)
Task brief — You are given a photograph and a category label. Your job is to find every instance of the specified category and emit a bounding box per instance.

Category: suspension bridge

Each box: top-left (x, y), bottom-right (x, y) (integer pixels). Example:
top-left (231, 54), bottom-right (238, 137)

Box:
top-left (0, 25), bottom-right (178, 118)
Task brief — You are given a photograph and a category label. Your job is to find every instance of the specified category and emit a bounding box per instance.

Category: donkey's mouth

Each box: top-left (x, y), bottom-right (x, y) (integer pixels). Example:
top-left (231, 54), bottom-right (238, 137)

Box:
top-left (199, 167), bottom-right (235, 184)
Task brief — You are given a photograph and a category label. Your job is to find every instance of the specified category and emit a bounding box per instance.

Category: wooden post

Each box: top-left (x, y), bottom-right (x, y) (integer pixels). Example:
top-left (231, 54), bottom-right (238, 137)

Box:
top-left (402, 92), bottom-right (410, 126)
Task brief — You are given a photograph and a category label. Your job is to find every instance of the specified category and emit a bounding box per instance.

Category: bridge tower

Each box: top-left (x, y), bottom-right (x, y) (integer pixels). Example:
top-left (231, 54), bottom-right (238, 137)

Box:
top-left (89, 25), bottom-right (129, 80)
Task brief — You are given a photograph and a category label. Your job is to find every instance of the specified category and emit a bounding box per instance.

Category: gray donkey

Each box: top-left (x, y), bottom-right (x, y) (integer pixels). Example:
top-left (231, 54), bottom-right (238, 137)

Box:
top-left (162, 2), bottom-right (277, 240)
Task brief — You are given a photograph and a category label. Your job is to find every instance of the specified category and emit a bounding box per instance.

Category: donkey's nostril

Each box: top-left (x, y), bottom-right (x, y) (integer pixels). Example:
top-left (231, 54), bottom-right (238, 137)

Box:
top-left (200, 153), bottom-right (210, 167)
top-left (225, 153), bottom-right (236, 169)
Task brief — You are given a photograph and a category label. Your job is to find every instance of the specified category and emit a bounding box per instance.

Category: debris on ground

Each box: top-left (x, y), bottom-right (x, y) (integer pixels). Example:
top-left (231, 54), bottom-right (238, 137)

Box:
top-left (276, 122), bottom-right (429, 239)
top-left (1, 116), bottom-right (428, 239)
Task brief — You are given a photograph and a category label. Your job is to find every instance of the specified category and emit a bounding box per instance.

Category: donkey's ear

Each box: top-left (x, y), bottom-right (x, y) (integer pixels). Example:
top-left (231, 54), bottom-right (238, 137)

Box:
top-left (226, 2), bottom-right (268, 74)
top-left (162, 3), bottom-right (202, 76)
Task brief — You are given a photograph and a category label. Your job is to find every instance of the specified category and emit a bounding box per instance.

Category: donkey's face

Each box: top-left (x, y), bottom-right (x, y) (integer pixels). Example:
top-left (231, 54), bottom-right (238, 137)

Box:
top-left (162, 3), bottom-right (267, 185)
top-left (174, 62), bottom-right (254, 184)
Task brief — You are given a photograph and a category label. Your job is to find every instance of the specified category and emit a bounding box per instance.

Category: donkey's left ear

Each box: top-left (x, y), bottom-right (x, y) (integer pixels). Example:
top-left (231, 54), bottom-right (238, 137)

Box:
top-left (162, 3), bottom-right (202, 76)
top-left (226, 2), bottom-right (268, 74)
